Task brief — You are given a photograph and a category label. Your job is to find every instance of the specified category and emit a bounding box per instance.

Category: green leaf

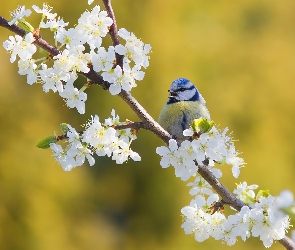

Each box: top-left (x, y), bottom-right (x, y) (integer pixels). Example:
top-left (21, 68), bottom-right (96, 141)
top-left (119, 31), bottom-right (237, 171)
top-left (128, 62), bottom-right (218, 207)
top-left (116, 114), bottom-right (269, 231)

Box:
top-left (36, 135), bottom-right (57, 149)
top-left (256, 190), bottom-right (270, 199)
top-left (60, 123), bottom-right (69, 134)
top-left (18, 20), bottom-right (35, 33)
top-left (192, 118), bottom-right (214, 133)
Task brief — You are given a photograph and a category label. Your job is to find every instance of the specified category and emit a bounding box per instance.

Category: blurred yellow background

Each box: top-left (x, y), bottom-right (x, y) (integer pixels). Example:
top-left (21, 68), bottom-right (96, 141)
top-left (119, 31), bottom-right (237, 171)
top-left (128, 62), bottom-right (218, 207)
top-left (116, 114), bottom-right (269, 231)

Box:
top-left (1, 0), bottom-right (295, 249)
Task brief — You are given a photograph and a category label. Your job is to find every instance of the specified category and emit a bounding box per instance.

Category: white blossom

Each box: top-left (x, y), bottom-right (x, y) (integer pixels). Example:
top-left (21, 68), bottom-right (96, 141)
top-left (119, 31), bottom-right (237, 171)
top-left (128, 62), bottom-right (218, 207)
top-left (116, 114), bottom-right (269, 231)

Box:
top-left (102, 65), bottom-right (133, 95)
top-left (32, 4), bottom-right (57, 20)
top-left (156, 139), bottom-right (179, 169)
top-left (59, 84), bottom-right (87, 114)
top-left (18, 59), bottom-right (38, 85)
top-left (187, 177), bottom-right (213, 196)
top-left (67, 45), bottom-right (91, 73)
top-left (241, 196), bottom-right (289, 247)
top-left (68, 143), bottom-right (95, 166)
top-left (116, 28), bottom-right (151, 68)
top-left (91, 46), bottom-right (115, 72)
top-left (76, 5), bottom-right (113, 49)
top-left (181, 198), bottom-right (226, 242)
top-left (233, 182), bottom-right (258, 205)
top-left (50, 143), bottom-right (77, 171)
top-left (111, 140), bottom-right (135, 164)
top-left (226, 143), bottom-right (244, 178)
top-left (53, 49), bottom-right (74, 73)
top-left (8, 5), bottom-right (32, 25)
top-left (104, 109), bottom-right (120, 126)
top-left (3, 33), bottom-right (36, 63)
top-left (38, 64), bottom-right (69, 93)
top-left (56, 27), bottom-right (82, 48)
top-left (40, 17), bottom-right (68, 31)
top-left (123, 63), bottom-right (145, 88)
top-left (83, 116), bottom-right (117, 149)
top-left (67, 125), bottom-right (82, 146)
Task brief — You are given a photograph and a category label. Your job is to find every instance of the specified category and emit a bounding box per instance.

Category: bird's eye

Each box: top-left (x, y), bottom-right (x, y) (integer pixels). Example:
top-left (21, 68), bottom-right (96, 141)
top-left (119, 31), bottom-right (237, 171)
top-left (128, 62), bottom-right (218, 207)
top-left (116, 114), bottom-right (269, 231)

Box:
top-left (178, 87), bottom-right (186, 92)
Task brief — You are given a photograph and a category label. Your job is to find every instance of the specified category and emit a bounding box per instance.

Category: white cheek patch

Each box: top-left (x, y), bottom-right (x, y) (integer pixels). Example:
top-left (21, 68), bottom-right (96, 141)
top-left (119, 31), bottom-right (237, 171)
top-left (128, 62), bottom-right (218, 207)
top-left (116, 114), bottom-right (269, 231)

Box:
top-left (180, 90), bottom-right (195, 100)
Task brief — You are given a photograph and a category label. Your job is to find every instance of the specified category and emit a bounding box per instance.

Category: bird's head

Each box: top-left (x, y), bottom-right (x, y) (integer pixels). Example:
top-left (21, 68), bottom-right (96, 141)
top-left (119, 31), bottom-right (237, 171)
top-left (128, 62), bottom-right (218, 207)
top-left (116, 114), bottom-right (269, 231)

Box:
top-left (167, 78), bottom-right (200, 104)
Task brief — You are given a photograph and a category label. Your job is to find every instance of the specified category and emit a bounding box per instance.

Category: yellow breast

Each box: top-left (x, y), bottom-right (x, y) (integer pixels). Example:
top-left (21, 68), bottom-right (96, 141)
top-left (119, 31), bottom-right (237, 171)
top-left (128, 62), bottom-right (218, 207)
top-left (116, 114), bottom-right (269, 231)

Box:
top-left (158, 101), bottom-right (210, 141)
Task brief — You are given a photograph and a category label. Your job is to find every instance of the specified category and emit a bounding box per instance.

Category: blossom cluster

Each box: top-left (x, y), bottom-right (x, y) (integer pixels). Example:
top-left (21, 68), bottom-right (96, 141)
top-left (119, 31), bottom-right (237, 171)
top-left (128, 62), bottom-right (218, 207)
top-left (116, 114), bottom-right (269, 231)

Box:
top-left (3, 3), bottom-right (151, 113)
top-left (181, 183), bottom-right (291, 248)
top-left (50, 109), bottom-right (141, 171)
top-left (156, 123), bottom-right (294, 247)
top-left (156, 126), bottom-right (244, 181)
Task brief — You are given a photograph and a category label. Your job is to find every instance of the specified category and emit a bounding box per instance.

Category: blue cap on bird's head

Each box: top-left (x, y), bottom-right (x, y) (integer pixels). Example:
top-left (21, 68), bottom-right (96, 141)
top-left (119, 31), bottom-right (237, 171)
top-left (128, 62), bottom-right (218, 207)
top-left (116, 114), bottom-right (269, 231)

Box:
top-left (167, 78), bottom-right (200, 104)
top-left (170, 78), bottom-right (190, 89)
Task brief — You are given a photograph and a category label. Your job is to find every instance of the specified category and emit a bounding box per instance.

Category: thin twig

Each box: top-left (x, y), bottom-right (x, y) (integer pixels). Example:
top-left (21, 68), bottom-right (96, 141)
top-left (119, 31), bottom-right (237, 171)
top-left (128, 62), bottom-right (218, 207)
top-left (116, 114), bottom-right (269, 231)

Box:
top-left (101, 0), bottom-right (124, 68)
top-left (55, 123), bottom-right (144, 141)
top-left (279, 237), bottom-right (295, 250)
top-left (114, 121), bottom-right (144, 131)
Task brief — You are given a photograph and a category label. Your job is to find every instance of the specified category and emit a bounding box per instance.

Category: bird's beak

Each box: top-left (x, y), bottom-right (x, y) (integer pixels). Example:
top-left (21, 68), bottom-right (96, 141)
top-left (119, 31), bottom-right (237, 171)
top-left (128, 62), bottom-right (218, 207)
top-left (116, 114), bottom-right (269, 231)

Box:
top-left (168, 90), bottom-right (177, 98)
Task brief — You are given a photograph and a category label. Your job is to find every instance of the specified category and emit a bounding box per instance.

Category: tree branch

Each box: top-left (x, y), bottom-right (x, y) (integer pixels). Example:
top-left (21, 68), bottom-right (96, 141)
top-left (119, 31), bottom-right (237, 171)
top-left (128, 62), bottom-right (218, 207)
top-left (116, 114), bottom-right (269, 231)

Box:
top-left (197, 164), bottom-right (245, 210)
top-left (0, 16), bottom-right (26, 36)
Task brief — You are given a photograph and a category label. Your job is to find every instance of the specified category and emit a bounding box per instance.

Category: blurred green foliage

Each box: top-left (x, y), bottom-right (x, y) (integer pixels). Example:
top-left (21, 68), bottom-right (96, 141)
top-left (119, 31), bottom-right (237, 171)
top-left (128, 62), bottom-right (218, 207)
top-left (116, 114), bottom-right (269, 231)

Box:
top-left (1, 0), bottom-right (295, 249)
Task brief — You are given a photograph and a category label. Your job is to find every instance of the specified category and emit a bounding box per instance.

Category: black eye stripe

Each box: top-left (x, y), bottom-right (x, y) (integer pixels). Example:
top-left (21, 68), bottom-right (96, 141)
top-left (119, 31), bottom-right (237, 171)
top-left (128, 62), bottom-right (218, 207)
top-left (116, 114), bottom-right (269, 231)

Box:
top-left (177, 85), bottom-right (195, 92)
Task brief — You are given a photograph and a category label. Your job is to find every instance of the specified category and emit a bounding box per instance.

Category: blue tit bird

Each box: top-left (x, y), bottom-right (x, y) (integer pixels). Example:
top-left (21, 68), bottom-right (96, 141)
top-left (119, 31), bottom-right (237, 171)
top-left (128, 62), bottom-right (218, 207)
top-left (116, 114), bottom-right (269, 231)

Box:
top-left (158, 78), bottom-right (210, 142)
